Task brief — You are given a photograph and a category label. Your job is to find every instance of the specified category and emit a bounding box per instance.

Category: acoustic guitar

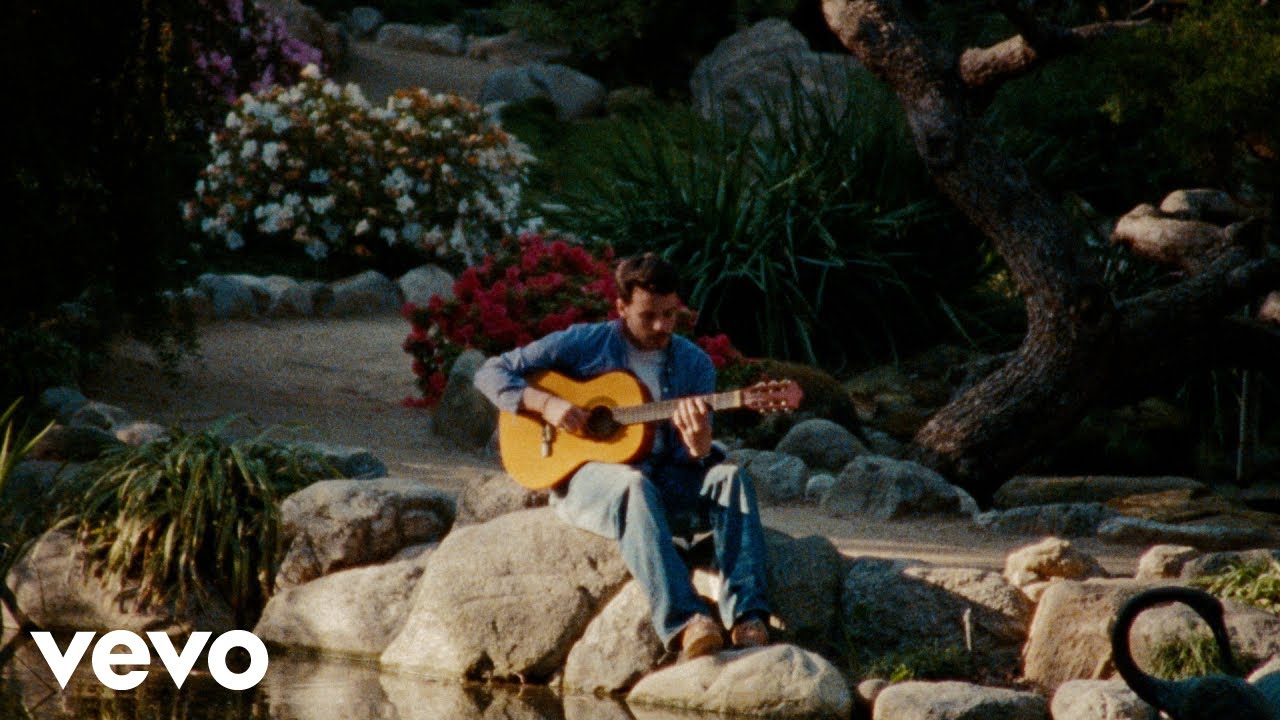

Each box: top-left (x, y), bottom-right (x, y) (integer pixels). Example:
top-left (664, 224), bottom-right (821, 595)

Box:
top-left (498, 369), bottom-right (803, 490)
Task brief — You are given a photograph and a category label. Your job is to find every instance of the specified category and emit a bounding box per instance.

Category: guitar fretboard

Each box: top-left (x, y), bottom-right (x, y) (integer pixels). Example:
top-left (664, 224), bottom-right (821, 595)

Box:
top-left (610, 390), bottom-right (745, 426)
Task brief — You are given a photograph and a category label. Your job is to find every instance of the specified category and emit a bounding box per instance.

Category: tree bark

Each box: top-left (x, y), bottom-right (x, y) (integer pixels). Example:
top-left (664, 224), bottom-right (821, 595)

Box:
top-left (821, 0), bottom-right (1279, 504)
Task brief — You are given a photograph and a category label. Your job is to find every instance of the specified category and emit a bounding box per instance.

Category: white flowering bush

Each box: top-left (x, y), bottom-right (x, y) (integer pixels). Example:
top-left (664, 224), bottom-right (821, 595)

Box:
top-left (184, 65), bottom-right (534, 270)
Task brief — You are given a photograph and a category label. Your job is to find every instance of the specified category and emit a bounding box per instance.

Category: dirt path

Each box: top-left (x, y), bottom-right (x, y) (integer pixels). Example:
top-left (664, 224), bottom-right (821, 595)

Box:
top-left (81, 314), bottom-right (1146, 575)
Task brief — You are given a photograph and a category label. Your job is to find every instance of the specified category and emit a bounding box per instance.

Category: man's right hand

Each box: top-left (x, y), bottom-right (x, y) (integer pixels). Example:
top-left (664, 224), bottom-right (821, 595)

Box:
top-left (523, 387), bottom-right (588, 435)
top-left (541, 395), bottom-right (588, 434)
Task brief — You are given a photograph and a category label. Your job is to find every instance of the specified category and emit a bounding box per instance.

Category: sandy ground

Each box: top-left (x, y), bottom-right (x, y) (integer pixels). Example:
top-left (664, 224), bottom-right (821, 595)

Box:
top-left (81, 313), bottom-right (1147, 575)
top-left (333, 41), bottom-right (495, 104)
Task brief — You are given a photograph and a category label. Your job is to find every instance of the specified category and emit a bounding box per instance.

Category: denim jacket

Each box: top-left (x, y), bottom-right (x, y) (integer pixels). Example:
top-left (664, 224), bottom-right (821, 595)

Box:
top-left (472, 320), bottom-right (720, 466)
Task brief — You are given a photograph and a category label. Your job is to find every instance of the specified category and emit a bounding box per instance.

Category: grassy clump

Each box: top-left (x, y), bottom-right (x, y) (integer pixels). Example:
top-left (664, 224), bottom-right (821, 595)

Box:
top-left (1192, 557), bottom-right (1280, 615)
top-left (66, 418), bottom-right (334, 626)
top-left (1147, 633), bottom-right (1237, 681)
top-left (851, 643), bottom-right (976, 684)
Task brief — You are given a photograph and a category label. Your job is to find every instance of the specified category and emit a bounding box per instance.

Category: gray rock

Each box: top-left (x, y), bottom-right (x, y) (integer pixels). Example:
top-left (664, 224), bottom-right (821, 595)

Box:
top-left (842, 558), bottom-right (1031, 677)
top-left (1003, 537), bottom-right (1109, 588)
top-left (198, 272), bottom-right (262, 319)
top-left (871, 681), bottom-right (1048, 720)
top-left (114, 421), bottom-right (168, 447)
top-left (347, 6), bottom-right (384, 38)
top-left (856, 678), bottom-right (890, 719)
top-left (563, 580), bottom-right (664, 693)
top-left (690, 19), bottom-right (863, 133)
top-left (38, 386), bottom-right (87, 423)
top-left (5, 529), bottom-right (234, 634)
top-left (822, 455), bottom-right (968, 519)
top-left (765, 531), bottom-right (846, 655)
top-left (258, 274), bottom-right (314, 317)
top-left (179, 286), bottom-right (216, 321)
top-left (1022, 579), bottom-right (1152, 691)
top-left (375, 22), bottom-right (464, 55)
top-left (976, 503), bottom-right (1119, 537)
top-left (744, 451), bottom-right (807, 503)
top-left (431, 349), bottom-right (497, 450)
top-left (325, 270), bottom-right (402, 316)
top-left (627, 644), bottom-right (852, 719)
top-left (482, 63), bottom-right (606, 120)
top-left (455, 471), bottom-right (548, 526)
top-left (993, 475), bottom-right (1206, 509)
top-left (775, 418), bottom-right (868, 471)
top-left (1097, 516), bottom-right (1275, 552)
top-left (380, 507), bottom-right (629, 680)
top-left (805, 473), bottom-right (836, 502)
top-left (67, 400), bottom-right (131, 431)
top-left (29, 424), bottom-right (123, 461)
top-left (258, 0), bottom-right (346, 69)
top-left (277, 477), bottom-right (455, 589)
top-left (1, 461), bottom-right (69, 529)
top-left (1050, 679), bottom-right (1157, 720)
top-left (294, 440), bottom-right (387, 479)
top-left (1134, 544), bottom-right (1200, 581)
top-left (255, 546), bottom-right (436, 657)
top-left (398, 264), bottom-right (455, 307)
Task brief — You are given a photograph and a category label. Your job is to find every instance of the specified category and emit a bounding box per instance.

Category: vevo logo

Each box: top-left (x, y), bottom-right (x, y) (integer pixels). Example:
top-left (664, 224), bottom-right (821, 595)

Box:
top-left (31, 630), bottom-right (269, 691)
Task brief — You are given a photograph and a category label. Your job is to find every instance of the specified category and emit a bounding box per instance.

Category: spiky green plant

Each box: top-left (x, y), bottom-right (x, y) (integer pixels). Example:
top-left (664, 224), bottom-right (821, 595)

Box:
top-left (1147, 632), bottom-right (1236, 681)
top-left (1192, 557), bottom-right (1280, 614)
top-left (67, 417), bottom-right (332, 626)
top-left (0, 398), bottom-right (55, 628)
top-left (546, 64), bottom-right (996, 367)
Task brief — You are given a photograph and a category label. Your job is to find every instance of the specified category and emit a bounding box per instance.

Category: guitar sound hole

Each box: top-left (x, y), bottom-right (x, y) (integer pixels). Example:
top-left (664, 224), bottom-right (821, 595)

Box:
top-left (585, 406), bottom-right (622, 439)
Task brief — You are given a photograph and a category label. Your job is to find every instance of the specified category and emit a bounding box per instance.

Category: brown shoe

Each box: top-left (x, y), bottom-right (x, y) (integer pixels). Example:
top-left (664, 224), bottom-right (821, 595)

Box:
top-left (730, 617), bottom-right (770, 649)
top-left (679, 614), bottom-right (724, 661)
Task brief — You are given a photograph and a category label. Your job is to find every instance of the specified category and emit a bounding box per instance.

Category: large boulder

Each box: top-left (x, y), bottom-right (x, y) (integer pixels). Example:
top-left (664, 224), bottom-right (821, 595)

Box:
top-left (259, 0), bottom-right (347, 69)
top-left (821, 455), bottom-right (971, 520)
top-left (774, 418), bottom-right (867, 471)
top-left (5, 529), bottom-right (234, 634)
top-left (765, 530), bottom-right (847, 656)
top-left (276, 477), bottom-right (455, 589)
top-left (1022, 579), bottom-right (1151, 691)
top-left (841, 558), bottom-right (1031, 677)
top-left (1050, 679), bottom-right (1157, 720)
top-left (871, 681), bottom-right (1048, 720)
top-left (429, 349), bottom-right (497, 450)
top-left (1128, 597), bottom-right (1280, 670)
top-left (375, 23), bottom-right (464, 55)
top-left (466, 30), bottom-right (570, 65)
top-left (481, 63), bottom-right (606, 120)
top-left (628, 645), bottom-right (852, 719)
top-left (563, 580), bottom-right (665, 694)
top-left (380, 507), bottom-right (630, 680)
top-left (398, 264), bottom-right (455, 307)
top-left (255, 545), bottom-right (437, 657)
top-left (197, 272), bottom-right (263, 319)
top-left (744, 451), bottom-right (808, 504)
top-left (690, 19), bottom-right (862, 133)
top-left (454, 471), bottom-right (549, 526)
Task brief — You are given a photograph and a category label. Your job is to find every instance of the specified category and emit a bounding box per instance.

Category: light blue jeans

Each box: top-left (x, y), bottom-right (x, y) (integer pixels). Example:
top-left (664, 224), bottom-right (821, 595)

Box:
top-left (550, 460), bottom-right (771, 648)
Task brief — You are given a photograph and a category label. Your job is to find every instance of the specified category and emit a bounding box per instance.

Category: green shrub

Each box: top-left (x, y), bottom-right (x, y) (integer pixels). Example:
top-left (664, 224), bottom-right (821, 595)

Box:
top-left (65, 418), bottom-right (334, 626)
top-left (1147, 633), bottom-right (1238, 680)
top-left (0, 399), bottom-right (56, 627)
top-left (545, 67), bottom-right (996, 367)
top-left (851, 642), bottom-right (976, 683)
top-left (185, 67), bottom-right (534, 278)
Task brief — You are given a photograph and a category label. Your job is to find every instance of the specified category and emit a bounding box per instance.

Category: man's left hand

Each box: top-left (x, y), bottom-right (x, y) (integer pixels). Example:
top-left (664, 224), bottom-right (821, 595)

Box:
top-left (673, 397), bottom-right (713, 460)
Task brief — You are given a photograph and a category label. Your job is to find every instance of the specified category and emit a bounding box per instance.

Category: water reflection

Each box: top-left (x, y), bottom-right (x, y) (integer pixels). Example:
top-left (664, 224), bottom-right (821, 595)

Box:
top-left (1, 632), bottom-right (731, 720)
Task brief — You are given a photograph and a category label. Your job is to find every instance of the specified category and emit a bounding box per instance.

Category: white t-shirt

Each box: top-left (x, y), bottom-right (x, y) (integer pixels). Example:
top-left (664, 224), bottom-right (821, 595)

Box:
top-left (626, 344), bottom-right (666, 456)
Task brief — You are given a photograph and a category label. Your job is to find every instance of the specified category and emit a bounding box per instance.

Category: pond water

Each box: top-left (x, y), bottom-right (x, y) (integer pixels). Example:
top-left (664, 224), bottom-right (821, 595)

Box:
top-left (0, 631), bottom-right (726, 720)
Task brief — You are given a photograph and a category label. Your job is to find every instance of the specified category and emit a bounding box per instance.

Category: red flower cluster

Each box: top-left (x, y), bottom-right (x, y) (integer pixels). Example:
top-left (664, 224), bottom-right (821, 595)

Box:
top-left (402, 233), bottom-right (756, 406)
top-left (402, 233), bottom-right (618, 406)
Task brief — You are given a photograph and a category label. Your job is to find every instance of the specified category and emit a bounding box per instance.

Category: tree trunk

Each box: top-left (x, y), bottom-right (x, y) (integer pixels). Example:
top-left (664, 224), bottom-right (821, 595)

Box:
top-left (821, 0), bottom-right (1279, 504)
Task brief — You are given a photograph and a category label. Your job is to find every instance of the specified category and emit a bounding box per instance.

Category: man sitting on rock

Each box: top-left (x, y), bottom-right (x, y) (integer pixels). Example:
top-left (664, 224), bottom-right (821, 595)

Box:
top-left (473, 252), bottom-right (771, 661)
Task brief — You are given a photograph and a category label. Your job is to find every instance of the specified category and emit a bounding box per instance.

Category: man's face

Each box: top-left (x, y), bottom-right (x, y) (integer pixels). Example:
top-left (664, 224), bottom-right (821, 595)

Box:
top-left (617, 287), bottom-right (681, 351)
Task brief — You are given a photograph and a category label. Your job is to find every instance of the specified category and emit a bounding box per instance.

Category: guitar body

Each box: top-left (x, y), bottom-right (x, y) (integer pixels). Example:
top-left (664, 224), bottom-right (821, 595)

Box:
top-left (498, 370), bottom-right (654, 490)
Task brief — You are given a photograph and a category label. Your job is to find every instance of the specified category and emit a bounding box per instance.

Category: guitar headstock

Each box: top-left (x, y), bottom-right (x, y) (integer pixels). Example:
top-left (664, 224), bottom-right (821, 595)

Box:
top-left (742, 379), bottom-right (803, 414)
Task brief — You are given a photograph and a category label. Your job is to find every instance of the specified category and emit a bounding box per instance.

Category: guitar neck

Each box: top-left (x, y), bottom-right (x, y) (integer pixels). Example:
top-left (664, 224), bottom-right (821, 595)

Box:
top-left (611, 390), bottom-right (744, 426)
